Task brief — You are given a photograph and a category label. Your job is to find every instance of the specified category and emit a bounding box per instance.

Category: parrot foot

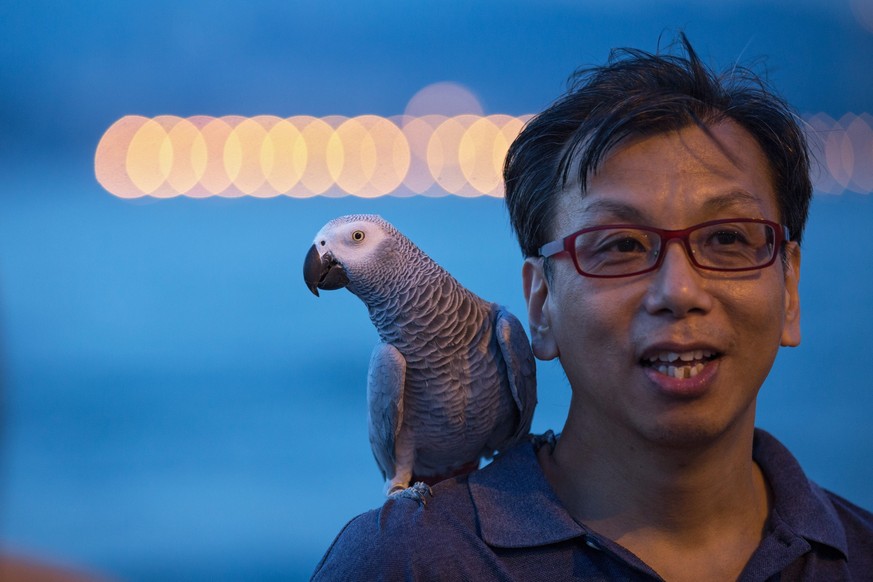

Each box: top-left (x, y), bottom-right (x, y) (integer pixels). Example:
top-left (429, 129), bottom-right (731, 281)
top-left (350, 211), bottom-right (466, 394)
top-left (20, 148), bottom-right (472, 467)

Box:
top-left (387, 481), bottom-right (433, 506)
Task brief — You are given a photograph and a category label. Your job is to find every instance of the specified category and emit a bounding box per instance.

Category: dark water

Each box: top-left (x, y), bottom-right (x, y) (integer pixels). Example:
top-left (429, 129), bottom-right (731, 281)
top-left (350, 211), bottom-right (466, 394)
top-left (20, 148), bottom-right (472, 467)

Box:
top-left (1, 162), bottom-right (871, 580)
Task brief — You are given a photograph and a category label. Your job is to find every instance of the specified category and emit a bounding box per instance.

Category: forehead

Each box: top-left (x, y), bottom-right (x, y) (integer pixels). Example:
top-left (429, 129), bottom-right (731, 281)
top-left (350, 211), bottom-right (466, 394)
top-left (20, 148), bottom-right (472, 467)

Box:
top-left (551, 121), bottom-right (779, 235)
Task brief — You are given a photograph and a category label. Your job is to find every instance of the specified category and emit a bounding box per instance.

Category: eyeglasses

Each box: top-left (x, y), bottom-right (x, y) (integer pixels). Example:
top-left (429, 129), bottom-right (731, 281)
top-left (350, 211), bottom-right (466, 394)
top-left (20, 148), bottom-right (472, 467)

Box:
top-left (538, 218), bottom-right (790, 278)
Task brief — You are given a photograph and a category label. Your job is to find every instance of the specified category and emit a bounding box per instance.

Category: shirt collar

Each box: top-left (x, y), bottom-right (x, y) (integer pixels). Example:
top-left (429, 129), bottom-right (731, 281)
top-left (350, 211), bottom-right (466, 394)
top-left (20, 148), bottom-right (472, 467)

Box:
top-left (469, 429), bottom-right (849, 556)
top-left (468, 433), bottom-right (584, 548)
top-left (753, 428), bottom-right (848, 557)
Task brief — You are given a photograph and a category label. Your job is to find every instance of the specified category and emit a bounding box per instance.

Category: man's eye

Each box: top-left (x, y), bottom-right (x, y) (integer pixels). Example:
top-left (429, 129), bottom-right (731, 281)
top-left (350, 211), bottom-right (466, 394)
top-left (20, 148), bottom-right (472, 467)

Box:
top-left (711, 231), bottom-right (746, 245)
top-left (577, 230), bottom-right (652, 262)
top-left (606, 236), bottom-right (647, 253)
top-left (612, 238), bottom-right (645, 253)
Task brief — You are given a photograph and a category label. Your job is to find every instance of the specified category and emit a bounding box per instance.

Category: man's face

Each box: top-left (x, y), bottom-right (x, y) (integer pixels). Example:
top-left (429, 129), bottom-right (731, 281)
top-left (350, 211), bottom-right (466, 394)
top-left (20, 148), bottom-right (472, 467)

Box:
top-left (523, 121), bottom-right (801, 447)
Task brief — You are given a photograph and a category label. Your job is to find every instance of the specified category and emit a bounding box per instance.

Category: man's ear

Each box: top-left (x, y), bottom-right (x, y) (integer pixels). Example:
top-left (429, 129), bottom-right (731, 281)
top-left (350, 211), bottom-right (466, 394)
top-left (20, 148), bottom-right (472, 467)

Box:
top-left (780, 243), bottom-right (801, 347)
top-left (522, 258), bottom-right (559, 360)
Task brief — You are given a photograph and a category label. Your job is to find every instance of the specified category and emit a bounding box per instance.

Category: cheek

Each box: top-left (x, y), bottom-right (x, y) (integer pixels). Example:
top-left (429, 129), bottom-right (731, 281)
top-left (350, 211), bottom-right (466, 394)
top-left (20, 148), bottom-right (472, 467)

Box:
top-left (549, 282), bottom-right (637, 370)
top-left (721, 279), bottom-right (787, 354)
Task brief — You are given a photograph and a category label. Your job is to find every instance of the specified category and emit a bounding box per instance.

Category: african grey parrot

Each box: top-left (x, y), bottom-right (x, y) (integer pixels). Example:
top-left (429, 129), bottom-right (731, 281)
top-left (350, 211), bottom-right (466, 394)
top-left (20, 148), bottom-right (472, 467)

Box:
top-left (303, 214), bottom-right (537, 496)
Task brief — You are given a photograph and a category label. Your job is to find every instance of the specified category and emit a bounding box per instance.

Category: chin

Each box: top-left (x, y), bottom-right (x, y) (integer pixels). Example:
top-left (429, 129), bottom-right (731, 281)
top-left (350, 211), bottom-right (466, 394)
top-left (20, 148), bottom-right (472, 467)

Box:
top-left (635, 416), bottom-right (745, 451)
top-left (629, 389), bottom-right (759, 451)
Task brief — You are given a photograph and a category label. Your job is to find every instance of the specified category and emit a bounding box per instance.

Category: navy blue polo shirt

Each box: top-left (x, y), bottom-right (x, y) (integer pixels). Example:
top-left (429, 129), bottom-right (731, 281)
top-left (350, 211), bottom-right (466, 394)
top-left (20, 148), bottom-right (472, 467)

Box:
top-left (312, 429), bottom-right (873, 580)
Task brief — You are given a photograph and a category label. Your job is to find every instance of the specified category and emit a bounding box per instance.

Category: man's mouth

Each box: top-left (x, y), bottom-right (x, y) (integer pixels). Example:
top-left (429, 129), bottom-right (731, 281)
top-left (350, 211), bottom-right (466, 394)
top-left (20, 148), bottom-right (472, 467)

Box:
top-left (641, 350), bottom-right (720, 379)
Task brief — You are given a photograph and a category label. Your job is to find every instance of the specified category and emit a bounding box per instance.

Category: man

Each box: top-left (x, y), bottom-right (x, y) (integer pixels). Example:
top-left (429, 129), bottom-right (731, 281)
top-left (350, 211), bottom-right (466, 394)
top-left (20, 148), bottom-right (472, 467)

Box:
top-left (312, 36), bottom-right (873, 580)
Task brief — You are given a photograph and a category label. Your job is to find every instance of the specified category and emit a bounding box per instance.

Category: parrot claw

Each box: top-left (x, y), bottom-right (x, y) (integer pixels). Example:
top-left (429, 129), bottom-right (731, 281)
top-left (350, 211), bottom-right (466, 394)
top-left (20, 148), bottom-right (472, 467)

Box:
top-left (387, 481), bottom-right (433, 506)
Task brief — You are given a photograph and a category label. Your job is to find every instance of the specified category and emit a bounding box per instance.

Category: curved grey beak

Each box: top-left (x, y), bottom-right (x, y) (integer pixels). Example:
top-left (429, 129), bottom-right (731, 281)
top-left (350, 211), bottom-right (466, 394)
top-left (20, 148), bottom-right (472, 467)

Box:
top-left (303, 244), bottom-right (349, 296)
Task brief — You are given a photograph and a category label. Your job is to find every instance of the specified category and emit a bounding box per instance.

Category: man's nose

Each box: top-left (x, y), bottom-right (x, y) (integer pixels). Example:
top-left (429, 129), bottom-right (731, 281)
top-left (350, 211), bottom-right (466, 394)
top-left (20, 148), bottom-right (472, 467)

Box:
top-left (643, 241), bottom-right (713, 317)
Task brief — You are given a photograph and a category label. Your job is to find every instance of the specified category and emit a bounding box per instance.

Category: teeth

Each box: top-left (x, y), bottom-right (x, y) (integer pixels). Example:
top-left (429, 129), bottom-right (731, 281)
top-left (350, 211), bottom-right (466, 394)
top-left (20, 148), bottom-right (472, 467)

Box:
top-left (646, 349), bottom-right (715, 364)
top-left (653, 362), bottom-right (707, 379)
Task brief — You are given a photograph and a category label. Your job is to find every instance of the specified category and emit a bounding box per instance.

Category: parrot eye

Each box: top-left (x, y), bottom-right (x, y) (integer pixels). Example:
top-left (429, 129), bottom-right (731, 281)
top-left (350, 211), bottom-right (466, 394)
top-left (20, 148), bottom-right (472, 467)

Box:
top-left (352, 230), bottom-right (366, 242)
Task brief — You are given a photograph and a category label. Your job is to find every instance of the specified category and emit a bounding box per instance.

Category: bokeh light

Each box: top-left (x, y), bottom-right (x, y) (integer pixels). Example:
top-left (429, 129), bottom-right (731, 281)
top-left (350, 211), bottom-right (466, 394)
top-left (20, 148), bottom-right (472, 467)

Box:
top-left (403, 81), bottom-right (485, 118)
top-left (95, 112), bottom-right (532, 199)
top-left (95, 84), bottom-right (872, 199)
top-left (851, 0), bottom-right (873, 35)
top-left (806, 112), bottom-right (873, 196)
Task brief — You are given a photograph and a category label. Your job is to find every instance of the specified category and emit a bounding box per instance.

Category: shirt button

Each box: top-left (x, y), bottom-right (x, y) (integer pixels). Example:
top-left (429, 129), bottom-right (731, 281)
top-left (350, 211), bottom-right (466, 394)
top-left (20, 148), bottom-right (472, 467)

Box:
top-left (585, 537), bottom-right (601, 551)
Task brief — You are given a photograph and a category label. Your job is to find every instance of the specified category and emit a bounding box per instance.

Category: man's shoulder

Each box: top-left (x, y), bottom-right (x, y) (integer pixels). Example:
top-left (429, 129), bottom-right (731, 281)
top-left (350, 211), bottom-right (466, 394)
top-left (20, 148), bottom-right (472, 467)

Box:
top-left (755, 429), bottom-right (873, 574)
top-left (755, 429), bottom-right (873, 529)
top-left (336, 473), bottom-right (479, 544)
top-left (311, 436), bottom-right (556, 580)
top-left (311, 476), bottom-right (476, 579)
top-left (822, 488), bottom-right (873, 551)
top-left (311, 446), bottom-right (531, 581)
top-left (822, 488), bottom-right (873, 525)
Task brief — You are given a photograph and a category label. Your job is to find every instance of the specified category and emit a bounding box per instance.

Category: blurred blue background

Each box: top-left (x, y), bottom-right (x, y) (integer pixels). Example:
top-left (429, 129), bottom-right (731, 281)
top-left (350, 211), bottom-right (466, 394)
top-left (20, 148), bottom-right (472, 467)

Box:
top-left (1, 1), bottom-right (872, 579)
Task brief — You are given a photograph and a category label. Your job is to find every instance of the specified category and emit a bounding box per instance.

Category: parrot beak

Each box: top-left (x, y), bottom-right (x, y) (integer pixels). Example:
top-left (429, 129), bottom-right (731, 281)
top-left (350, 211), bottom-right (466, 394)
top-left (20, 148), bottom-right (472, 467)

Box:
top-left (303, 244), bottom-right (350, 296)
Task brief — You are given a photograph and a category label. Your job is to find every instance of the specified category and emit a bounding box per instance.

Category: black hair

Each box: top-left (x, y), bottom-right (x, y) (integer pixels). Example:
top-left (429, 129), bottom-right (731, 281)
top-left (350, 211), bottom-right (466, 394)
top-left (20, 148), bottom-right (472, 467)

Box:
top-left (503, 34), bottom-right (812, 258)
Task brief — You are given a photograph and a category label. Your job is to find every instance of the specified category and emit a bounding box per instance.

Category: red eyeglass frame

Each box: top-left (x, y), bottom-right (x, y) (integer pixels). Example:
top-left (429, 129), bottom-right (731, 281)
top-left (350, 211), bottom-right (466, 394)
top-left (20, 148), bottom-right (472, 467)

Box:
top-left (538, 218), bottom-right (791, 278)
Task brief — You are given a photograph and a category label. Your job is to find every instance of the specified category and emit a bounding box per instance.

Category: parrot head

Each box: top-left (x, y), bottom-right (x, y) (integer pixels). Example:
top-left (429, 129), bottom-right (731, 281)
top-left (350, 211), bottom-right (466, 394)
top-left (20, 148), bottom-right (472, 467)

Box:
top-left (303, 214), bottom-right (396, 297)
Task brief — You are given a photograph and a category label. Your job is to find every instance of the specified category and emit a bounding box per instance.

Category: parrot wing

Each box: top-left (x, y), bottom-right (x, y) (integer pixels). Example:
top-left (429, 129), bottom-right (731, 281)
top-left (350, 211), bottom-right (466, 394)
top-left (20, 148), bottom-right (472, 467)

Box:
top-left (366, 342), bottom-right (407, 481)
top-left (495, 306), bottom-right (538, 442)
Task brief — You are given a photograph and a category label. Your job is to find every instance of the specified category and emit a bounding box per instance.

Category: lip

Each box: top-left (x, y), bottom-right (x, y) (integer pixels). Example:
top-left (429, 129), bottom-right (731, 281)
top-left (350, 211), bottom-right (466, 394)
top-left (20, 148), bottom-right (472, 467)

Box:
top-left (638, 342), bottom-right (723, 398)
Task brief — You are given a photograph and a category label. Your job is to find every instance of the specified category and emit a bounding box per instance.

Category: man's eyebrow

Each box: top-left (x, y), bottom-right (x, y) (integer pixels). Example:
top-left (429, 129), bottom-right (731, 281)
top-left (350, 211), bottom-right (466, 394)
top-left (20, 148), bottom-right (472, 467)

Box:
top-left (700, 191), bottom-right (768, 215)
top-left (578, 199), bottom-right (647, 222)
top-left (579, 191), bottom-right (768, 222)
